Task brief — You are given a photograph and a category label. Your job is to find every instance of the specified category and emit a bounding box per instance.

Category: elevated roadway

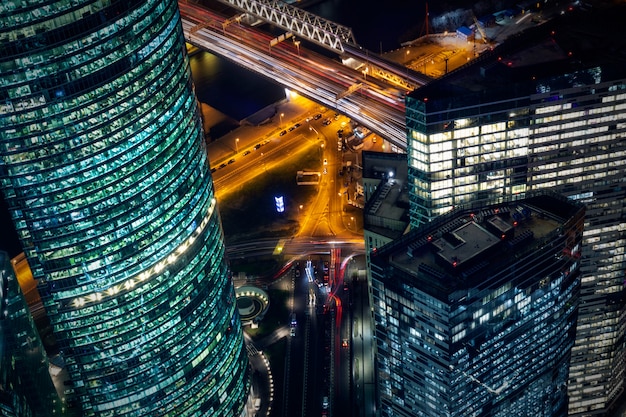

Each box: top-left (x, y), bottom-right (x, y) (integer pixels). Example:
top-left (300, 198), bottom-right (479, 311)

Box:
top-left (179, 2), bottom-right (413, 150)
top-left (214, 0), bottom-right (356, 51)
top-left (342, 43), bottom-right (432, 92)
top-left (212, 0), bottom-right (430, 90)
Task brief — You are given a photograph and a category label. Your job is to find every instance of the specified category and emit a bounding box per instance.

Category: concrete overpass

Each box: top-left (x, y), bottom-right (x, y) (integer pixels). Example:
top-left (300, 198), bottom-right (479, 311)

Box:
top-left (212, 0), bottom-right (430, 92)
top-left (215, 0), bottom-right (356, 52)
top-left (179, 3), bottom-right (410, 149)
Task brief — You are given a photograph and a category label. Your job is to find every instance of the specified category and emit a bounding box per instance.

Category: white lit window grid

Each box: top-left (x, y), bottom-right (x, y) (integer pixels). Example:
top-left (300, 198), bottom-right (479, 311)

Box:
top-left (14, 88), bottom-right (200, 282)
top-left (422, 124), bottom-right (531, 209)
top-left (410, 88), bottom-right (620, 412)
top-left (70, 198), bottom-right (217, 308)
top-left (63, 235), bottom-right (224, 336)
top-left (2, 47), bottom-right (184, 175)
top-left (531, 160), bottom-right (625, 187)
top-left (531, 142), bottom-right (623, 172)
top-left (3, 1), bottom-right (251, 416)
top-left (1, 7), bottom-right (175, 120)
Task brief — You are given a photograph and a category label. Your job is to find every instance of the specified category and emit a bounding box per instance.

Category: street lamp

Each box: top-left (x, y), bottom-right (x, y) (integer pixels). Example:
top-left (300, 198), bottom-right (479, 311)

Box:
top-left (294, 39), bottom-right (301, 57)
top-left (235, 137), bottom-right (239, 153)
top-left (280, 113), bottom-right (284, 128)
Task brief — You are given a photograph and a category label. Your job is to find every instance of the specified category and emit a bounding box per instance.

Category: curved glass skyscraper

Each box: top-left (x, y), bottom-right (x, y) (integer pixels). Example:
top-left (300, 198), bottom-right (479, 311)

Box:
top-left (0, 1), bottom-right (248, 416)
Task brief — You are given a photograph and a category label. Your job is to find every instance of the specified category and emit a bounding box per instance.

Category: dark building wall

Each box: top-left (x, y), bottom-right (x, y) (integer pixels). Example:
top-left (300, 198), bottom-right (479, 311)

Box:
top-left (371, 195), bottom-right (584, 417)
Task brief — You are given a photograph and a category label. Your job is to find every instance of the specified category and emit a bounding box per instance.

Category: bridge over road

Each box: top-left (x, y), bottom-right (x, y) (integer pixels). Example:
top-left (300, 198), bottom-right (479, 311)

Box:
top-left (211, 0), bottom-right (430, 92)
top-left (179, 2), bottom-right (409, 149)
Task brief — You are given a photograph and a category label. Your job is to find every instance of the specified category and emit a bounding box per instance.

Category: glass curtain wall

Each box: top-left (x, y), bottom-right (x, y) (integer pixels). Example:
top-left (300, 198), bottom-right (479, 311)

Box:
top-left (406, 67), bottom-right (626, 416)
top-left (0, 1), bottom-right (248, 416)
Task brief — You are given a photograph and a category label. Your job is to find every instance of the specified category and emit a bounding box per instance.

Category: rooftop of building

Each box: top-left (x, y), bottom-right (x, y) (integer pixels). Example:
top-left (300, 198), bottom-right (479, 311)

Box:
top-left (361, 151), bottom-right (408, 182)
top-left (362, 151), bottom-right (410, 240)
top-left (371, 193), bottom-right (583, 299)
top-left (409, 3), bottom-right (626, 105)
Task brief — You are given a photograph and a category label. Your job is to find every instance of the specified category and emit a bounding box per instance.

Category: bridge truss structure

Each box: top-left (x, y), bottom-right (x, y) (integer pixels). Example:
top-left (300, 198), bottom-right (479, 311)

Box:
top-left (216, 0), bottom-right (356, 52)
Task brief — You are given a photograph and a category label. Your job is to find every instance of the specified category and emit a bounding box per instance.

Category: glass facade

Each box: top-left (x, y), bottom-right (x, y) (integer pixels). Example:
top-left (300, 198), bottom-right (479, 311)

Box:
top-left (370, 196), bottom-right (585, 417)
top-left (0, 252), bottom-right (62, 417)
top-left (406, 67), bottom-right (626, 415)
top-left (0, 1), bottom-right (248, 416)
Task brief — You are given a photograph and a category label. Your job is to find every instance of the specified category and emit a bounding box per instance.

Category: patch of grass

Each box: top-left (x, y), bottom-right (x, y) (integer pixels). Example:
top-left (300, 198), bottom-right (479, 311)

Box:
top-left (230, 258), bottom-right (279, 276)
top-left (245, 288), bottom-right (290, 339)
top-left (218, 147), bottom-right (319, 244)
top-left (263, 338), bottom-right (286, 375)
top-left (263, 338), bottom-right (286, 411)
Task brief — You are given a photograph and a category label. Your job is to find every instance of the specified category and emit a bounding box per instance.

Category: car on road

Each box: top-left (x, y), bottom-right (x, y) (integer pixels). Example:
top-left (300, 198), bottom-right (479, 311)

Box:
top-left (288, 125), bottom-right (296, 132)
top-left (228, 159), bottom-right (235, 164)
top-left (323, 159), bottom-right (328, 165)
top-left (322, 118), bottom-right (331, 125)
top-left (279, 130), bottom-right (287, 136)
top-left (314, 113), bottom-right (322, 120)
top-left (254, 144), bottom-right (261, 150)
top-left (243, 150), bottom-right (251, 156)
top-left (290, 327), bottom-right (296, 337)
top-left (211, 167), bottom-right (217, 173)
top-left (219, 163), bottom-right (227, 169)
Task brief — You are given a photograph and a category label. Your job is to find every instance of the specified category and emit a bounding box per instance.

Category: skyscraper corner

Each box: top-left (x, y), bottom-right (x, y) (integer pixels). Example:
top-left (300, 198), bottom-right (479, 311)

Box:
top-left (371, 193), bottom-right (585, 417)
top-left (403, 9), bottom-right (626, 412)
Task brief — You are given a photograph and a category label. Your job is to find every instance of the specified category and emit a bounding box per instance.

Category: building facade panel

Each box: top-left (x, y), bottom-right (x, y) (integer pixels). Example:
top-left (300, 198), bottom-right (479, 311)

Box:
top-left (407, 57), bottom-right (626, 414)
top-left (371, 196), bottom-right (585, 417)
top-left (528, 77), bottom-right (626, 416)
top-left (0, 1), bottom-right (248, 416)
top-left (0, 252), bottom-right (63, 417)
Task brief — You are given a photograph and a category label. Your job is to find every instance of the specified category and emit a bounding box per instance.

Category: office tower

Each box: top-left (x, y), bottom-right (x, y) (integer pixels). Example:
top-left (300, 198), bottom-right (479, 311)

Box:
top-left (404, 7), bottom-right (626, 414)
top-left (1, 252), bottom-right (63, 416)
top-left (370, 194), bottom-right (585, 417)
top-left (0, 1), bottom-right (248, 416)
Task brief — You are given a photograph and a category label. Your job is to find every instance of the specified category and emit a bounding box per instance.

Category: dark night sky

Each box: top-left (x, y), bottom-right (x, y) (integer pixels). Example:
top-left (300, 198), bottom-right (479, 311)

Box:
top-left (1, 195), bottom-right (21, 258)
